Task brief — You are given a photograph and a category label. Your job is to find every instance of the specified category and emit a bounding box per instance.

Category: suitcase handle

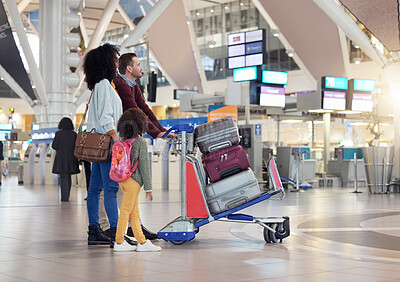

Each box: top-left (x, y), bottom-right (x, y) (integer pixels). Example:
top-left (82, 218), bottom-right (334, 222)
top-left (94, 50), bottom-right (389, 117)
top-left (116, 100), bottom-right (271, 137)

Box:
top-left (219, 166), bottom-right (242, 179)
top-left (209, 141), bottom-right (232, 152)
top-left (226, 196), bottom-right (248, 210)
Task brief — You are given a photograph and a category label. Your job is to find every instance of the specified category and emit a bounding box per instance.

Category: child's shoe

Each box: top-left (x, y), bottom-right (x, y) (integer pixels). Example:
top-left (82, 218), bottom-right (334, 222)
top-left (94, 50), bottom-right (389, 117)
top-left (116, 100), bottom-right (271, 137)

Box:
top-left (114, 240), bottom-right (136, 252)
top-left (136, 240), bottom-right (161, 252)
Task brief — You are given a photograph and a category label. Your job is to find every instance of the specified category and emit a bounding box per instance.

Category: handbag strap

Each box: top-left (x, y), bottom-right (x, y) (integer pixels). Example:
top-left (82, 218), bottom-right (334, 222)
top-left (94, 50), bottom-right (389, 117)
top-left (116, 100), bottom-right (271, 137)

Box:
top-left (78, 90), bottom-right (94, 133)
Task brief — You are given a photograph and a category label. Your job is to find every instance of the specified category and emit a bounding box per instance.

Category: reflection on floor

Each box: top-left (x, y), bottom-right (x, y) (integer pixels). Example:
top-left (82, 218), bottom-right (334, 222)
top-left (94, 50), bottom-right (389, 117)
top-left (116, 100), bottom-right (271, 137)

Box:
top-left (0, 175), bottom-right (400, 281)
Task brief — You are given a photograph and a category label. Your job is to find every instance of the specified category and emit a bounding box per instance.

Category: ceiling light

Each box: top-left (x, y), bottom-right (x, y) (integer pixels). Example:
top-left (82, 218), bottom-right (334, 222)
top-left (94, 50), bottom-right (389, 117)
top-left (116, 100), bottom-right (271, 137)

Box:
top-left (272, 29), bottom-right (280, 37)
top-left (123, 34), bottom-right (129, 39)
top-left (32, 85), bottom-right (36, 89)
top-left (211, 9), bottom-right (214, 13)
top-left (286, 49), bottom-right (294, 57)
top-left (240, 2), bottom-right (244, 6)
top-left (354, 44), bottom-right (359, 49)
top-left (353, 57), bottom-right (361, 64)
top-left (196, 12), bottom-right (200, 16)
top-left (173, 104), bottom-right (177, 107)
top-left (0, 77), bottom-right (4, 81)
top-left (225, 6), bottom-right (229, 10)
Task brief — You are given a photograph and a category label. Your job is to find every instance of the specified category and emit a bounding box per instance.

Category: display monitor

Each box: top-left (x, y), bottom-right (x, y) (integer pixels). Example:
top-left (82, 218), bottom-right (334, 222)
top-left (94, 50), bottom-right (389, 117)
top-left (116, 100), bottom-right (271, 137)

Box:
top-left (47, 147), bottom-right (53, 158)
top-left (24, 145), bottom-right (32, 157)
top-left (323, 76), bottom-right (348, 90)
top-left (232, 66), bottom-right (257, 82)
top-left (351, 93), bottom-right (373, 112)
top-left (245, 29), bottom-right (264, 43)
top-left (35, 146), bottom-right (42, 157)
top-left (245, 41), bottom-right (263, 55)
top-left (322, 91), bottom-right (346, 110)
top-left (229, 56), bottom-right (245, 69)
top-left (259, 86), bottom-right (285, 107)
top-left (262, 70), bottom-right (288, 85)
top-left (353, 79), bottom-right (375, 92)
top-left (245, 53), bottom-right (264, 67)
top-left (228, 44), bottom-right (245, 57)
top-left (228, 32), bottom-right (245, 45)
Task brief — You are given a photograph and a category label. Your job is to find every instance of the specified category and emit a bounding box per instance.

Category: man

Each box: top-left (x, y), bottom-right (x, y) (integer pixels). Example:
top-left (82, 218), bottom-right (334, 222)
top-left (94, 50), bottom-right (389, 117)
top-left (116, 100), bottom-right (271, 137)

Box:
top-left (112, 53), bottom-right (172, 240)
top-left (114, 53), bottom-right (168, 139)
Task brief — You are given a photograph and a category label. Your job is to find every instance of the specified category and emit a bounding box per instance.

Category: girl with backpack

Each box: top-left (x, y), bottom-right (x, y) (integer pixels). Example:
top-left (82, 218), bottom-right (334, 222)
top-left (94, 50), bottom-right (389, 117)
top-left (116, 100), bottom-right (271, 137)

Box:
top-left (113, 108), bottom-right (161, 252)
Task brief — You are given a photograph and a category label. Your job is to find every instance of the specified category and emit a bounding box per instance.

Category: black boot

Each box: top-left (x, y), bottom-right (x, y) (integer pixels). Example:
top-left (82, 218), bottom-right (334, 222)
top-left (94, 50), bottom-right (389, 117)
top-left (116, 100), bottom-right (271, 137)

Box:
top-left (88, 225), bottom-right (110, 245)
top-left (109, 227), bottom-right (117, 248)
top-left (141, 225), bottom-right (158, 240)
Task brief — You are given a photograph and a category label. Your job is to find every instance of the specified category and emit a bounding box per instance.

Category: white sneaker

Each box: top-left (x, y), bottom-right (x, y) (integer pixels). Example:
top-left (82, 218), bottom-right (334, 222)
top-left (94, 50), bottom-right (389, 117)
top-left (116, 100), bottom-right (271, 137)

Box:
top-left (136, 240), bottom-right (161, 252)
top-left (114, 240), bottom-right (136, 252)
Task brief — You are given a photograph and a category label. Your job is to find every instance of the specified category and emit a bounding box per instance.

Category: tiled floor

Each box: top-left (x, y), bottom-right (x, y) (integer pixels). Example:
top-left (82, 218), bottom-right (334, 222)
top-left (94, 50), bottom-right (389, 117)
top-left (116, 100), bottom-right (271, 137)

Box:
top-left (1, 175), bottom-right (400, 281)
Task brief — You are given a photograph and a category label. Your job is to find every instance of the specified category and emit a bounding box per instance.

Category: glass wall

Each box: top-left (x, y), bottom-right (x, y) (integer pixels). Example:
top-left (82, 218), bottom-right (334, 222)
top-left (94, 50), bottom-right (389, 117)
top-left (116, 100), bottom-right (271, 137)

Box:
top-left (191, 0), bottom-right (299, 81)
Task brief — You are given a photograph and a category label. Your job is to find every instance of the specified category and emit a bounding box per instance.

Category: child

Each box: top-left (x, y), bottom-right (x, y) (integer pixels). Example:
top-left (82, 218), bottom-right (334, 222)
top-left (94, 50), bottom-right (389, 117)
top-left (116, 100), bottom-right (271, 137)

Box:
top-left (113, 108), bottom-right (161, 252)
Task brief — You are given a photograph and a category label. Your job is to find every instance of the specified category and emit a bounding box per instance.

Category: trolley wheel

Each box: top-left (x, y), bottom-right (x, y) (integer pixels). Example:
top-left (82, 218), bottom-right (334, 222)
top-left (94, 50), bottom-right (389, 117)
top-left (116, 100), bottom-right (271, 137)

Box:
top-left (170, 240), bottom-right (186, 245)
top-left (263, 226), bottom-right (270, 243)
top-left (268, 223), bottom-right (279, 243)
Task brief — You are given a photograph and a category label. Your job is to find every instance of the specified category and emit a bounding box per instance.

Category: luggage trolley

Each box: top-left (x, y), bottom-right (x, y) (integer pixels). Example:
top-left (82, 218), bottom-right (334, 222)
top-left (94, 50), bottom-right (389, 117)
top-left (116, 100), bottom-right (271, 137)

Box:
top-left (158, 125), bottom-right (290, 245)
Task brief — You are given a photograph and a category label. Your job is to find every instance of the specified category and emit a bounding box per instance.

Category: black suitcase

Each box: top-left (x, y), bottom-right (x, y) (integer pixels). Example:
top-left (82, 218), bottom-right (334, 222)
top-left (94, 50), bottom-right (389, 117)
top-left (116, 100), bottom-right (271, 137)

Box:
top-left (195, 117), bottom-right (240, 154)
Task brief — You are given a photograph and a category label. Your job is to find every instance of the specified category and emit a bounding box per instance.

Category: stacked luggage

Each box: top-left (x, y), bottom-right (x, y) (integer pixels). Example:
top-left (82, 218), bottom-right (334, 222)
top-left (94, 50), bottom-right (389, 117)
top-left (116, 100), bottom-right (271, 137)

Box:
top-left (195, 117), bottom-right (261, 214)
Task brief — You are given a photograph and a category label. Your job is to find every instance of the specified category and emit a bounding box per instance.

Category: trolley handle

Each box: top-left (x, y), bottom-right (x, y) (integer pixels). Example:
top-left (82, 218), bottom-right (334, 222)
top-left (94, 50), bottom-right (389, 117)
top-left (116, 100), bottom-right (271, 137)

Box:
top-left (162, 123), bottom-right (194, 139)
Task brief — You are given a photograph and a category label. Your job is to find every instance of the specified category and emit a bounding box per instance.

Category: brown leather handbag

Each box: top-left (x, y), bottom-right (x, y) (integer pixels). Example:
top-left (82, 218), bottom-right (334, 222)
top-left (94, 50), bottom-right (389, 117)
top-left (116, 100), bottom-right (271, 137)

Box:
top-left (74, 91), bottom-right (112, 162)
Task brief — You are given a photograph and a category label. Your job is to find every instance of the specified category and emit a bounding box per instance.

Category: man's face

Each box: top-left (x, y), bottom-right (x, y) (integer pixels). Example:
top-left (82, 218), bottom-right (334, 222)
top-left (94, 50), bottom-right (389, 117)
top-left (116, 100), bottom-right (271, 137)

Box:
top-left (128, 57), bottom-right (143, 80)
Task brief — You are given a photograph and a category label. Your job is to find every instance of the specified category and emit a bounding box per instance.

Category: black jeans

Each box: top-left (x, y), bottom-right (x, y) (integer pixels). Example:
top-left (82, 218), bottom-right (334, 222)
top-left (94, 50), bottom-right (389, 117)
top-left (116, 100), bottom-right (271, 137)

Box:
top-left (60, 173), bottom-right (72, 201)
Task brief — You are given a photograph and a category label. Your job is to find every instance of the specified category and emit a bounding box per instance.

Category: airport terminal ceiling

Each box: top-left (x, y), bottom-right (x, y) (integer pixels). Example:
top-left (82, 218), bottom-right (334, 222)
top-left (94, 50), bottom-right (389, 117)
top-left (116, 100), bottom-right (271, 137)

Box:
top-left (2, 0), bottom-right (400, 103)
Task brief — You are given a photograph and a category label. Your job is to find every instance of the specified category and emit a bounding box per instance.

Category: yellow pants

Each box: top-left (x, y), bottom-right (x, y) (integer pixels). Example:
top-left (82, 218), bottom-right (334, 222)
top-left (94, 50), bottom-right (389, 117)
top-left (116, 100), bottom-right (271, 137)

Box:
top-left (115, 178), bottom-right (146, 244)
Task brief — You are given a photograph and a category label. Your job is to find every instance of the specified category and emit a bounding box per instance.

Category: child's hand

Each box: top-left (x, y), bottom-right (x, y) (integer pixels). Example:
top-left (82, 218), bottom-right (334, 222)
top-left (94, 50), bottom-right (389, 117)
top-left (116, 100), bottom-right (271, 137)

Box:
top-left (145, 191), bottom-right (153, 201)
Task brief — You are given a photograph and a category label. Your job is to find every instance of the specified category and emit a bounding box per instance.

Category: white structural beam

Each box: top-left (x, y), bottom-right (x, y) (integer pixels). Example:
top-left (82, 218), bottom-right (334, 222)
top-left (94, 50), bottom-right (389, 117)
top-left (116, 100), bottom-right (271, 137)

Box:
top-left (17, 0), bottom-right (32, 13)
top-left (79, 14), bottom-right (89, 48)
top-left (73, 0), bottom-right (120, 98)
top-left (182, 0), bottom-right (208, 94)
top-left (120, 0), bottom-right (173, 50)
top-left (4, 0), bottom-right (48, 106)
top-left (116, 3), bottom-right (134, 30)
top-left (0, 64), bottom-right (34, 106)
top-left (252, 0), bottom-right (316, 86)
top-left (312, 0), bottom-right (388, 68)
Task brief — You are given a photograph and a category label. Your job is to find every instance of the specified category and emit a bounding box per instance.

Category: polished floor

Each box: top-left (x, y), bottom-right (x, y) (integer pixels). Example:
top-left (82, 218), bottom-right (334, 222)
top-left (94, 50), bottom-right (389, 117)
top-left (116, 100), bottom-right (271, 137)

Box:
top-left (1, 175), bottom-right (400, 282)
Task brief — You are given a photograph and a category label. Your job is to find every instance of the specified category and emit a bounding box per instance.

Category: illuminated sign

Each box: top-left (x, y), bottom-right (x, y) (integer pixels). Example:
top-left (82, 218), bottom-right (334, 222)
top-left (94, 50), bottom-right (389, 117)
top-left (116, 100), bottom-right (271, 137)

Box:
top-left (323, 91), bottom-right (346, 110)
top-left (245, 41), bottom-right (263, 55)
top-left (228, 56), bottom-right (245, 69)
top-left (352, 93), bottom-right (373, 112)
top-left (259, 86), bottom-right (285, 107)
top-left (323, 76), bottom-right (348, 90)
top-left (229, 29), bottom-right (266, 70)
top-left (0, 123), bottom-right (12, 131)
top-left (245, 53), bottom-right (264, 67)
top-left (228, 32), bottom-right (245, 45)
top-left (353, 79), bottom-right (375, 92)
top-left (228, 44), bottom-right (245, 57)
top-left (262, 70), bottom-right (288, 85)
top-left (246, 29), bottom-right (264, 43)
top-left (233, 66), bottom-right (258, 82)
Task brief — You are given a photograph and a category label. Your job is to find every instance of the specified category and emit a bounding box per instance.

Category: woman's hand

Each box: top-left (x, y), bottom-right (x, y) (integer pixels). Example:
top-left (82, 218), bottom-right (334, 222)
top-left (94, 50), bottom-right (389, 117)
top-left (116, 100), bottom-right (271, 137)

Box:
top-left (145, 191), bottom-right (153, 201)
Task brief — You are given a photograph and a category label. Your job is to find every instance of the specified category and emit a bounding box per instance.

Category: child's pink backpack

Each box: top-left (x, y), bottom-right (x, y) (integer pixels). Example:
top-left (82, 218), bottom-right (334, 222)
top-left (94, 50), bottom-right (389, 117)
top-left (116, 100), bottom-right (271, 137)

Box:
top-left (109, 138), bottom-right (139, 183)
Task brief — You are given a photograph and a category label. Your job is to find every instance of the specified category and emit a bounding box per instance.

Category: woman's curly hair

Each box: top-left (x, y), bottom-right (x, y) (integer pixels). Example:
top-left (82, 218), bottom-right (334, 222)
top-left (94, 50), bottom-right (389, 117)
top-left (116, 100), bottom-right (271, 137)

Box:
top-left (83, 43), bottom-right (119, 90)
top-left (117, 108), bottom-right (148, 140)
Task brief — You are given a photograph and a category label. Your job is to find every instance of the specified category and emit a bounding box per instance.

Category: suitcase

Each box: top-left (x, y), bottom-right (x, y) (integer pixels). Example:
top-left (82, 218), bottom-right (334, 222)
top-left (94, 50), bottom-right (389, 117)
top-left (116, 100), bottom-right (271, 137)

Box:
top-left (202, 145), bottom-right (250, 182)
top-left (195, 117), bottom-right (240, 154)
top-left (205, 169), bottom-right (261, 214)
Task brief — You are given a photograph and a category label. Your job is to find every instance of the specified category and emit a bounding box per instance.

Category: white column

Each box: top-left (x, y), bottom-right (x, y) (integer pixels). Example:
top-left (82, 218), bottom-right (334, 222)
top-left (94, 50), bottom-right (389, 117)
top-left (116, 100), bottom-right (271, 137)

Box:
top-left (39, 0), bottom-right (65, 127)
top-left (323, 112), bottom-right (331, 172)
top-left (383, 63), bottom-right (400, 178)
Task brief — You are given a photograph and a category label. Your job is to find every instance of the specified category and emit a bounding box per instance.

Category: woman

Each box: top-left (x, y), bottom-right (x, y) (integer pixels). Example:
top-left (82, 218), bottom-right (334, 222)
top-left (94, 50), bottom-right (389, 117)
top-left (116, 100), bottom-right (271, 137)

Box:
top-left (52, 117), bottom-right (80, 201)
top-left (83, 43), bottom-right (123, 246)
